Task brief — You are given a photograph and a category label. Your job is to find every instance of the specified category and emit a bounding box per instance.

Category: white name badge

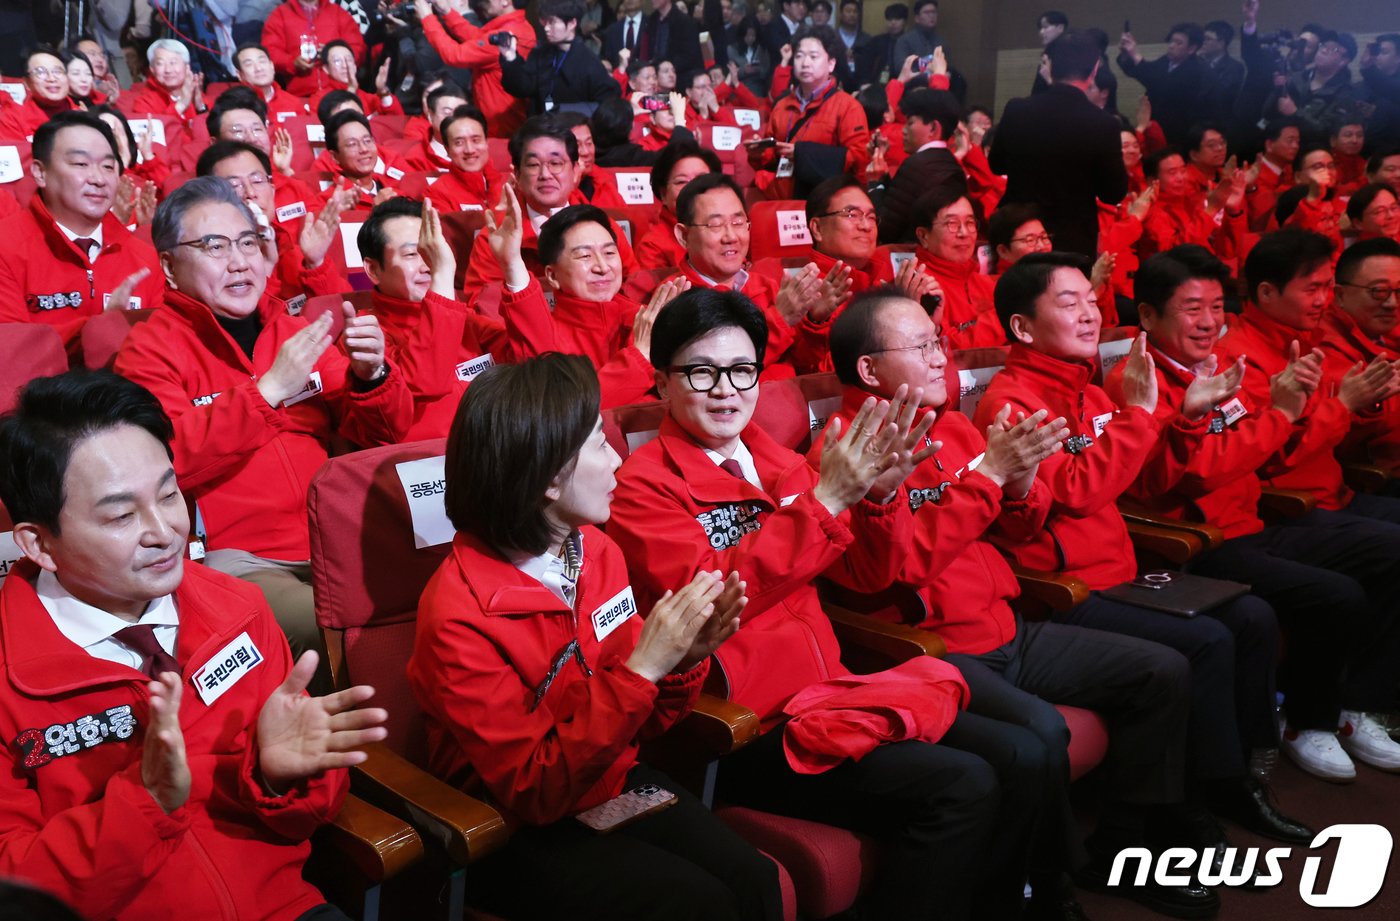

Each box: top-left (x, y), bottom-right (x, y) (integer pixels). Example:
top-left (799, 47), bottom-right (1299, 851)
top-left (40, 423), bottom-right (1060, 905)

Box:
top-left (0, 83), bottom-right (26, 104)
top-left (130, 118), bottom-right (166, 147)
top-left (775, 209), bottom-right (811, 247)
top-left (592, 586), bottom-right (637, 641)
top-left (276, 109), bottom-right (298, 122)
top-left (958, 365), bottom-right (1003, 419)
top-left (889, 250), bottom-right (917, 275)
top-left (1092, 411), bottom-right (1114, 437)
top-left (956, 453), bottom-right (985, 479)
top-left (386, 166), bottom-right (405, 181)
top-left (192, 632), bottom-right (264, 706)
top-left (455, 353), bottom-right (495, 382)
top-left (1219, 397), bottom-right (1248, 426)
top-left (284, 293), bottom-right (307, 315)
top-left (616, 172), bottom-right (655, 205)
top-left (305, 123), bottom-right (326, 144)
top-left (779, 494), bottom-right (799, 507)
top-left (774, 156), bottom-right (794, 179)
top-left (0, 531), bottom-right (20, 585)
top-left (0, 146), bottom-right (21, 183)
top-left (807, 395), bottom-right (841, 434)
top-left (276, 201), bottom-right (308, 222)
top-left (459, 203), bottom-right (483, 211)
top-left (625, 429), bottom-right (660, 453)
top-left (283, 370), bottom-right (324, 407)
top-left (711, 125), bottom-right (743, 151)
top-left (733, 108), bottom-right (761, 130)
top-left (395, 454), bottom-right (453, 548)
top-left (1098, 337), bottom-right (1133, 379)
top-left (340, 222), bottom-right (365, 267)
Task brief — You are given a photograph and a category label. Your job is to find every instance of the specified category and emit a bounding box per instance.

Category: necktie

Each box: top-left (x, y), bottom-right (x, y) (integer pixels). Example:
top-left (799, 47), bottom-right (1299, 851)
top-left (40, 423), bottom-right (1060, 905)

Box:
top-left (74, 237), bottom-right (98, 261)
top-left (719, 458), bottom-right (746, 481)
top-left (115, 624), bottom-right (181, 680)
top-left (625, 18), bottom-right (636, 52)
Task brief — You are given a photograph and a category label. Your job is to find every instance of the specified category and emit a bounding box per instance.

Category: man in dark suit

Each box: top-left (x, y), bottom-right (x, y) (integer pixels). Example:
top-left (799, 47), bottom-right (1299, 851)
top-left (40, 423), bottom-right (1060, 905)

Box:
top-left (1118, 22), bottom-right (1207, 147)
top-left (601, 0), bottom-right (646, 65)
top-left (857, 2), bottom-right (906, 84)
top-left (762, 0), bottom-right (807, 61)
top-left (990, 30), bottom-right (1129, 257)
top-left (873, 87), bottom-right (968, 244)
top-left (640, 0), bottom-right (704, 78)
top-left (500, 0), bottom-right (621, 115)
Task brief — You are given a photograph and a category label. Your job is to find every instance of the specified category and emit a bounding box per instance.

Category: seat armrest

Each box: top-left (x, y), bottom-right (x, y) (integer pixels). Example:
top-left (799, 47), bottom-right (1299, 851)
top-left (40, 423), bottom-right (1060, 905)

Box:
top-left (823, 602), bottom-right (947, 663)
top-left (1125, 520), bottom-right (1204, 566)
top-left (316, 794), bottom-right (424, 883)
top-left (350, 743), bottom-right (509, 867)
top-left (1343, 461), bottom-right (1389, 494)
top-left (1118, 501), bottom-right (1226, 551)
top-left (1011, 565), bottom-right (1090, 612)
top-left (660, 692), bottom-right (763, 757)
top-left (1257, 487), bottom-right (1316, 521)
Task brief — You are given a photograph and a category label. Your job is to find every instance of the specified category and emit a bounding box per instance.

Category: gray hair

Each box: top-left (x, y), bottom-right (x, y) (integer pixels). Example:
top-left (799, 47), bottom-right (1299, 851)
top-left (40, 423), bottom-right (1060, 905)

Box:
top-left (151, 176), bottom-right (258, 253)
top-left (147, 39), bottom-right (191, 65)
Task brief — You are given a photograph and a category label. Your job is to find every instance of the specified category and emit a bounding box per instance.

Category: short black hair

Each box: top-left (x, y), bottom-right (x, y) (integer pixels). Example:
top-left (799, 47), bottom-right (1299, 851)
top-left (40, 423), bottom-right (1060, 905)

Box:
top-left (319, 38), bottom-right (355, 66)
top-left (538, 0), bottom-right (586, 26)
top-left (509, 114), bottom-right (579, 168)
top-left (1039, 10), bottom-right (1068, 28)
top-left (1293, 142), bottom-right (1332, 173)
top-left (1203, 20), bottom-right (1234, 45)
top-left (207, 85), bottom-right (268, 138)
top-left (445, 354), bottom-right (600, 556)
top-left (1185, 122), bottom-right (1226, 155)
top-left (1346, 183), bottom-right (1396, 225)
top-left (1243, 228), bottom-right (1336, 302)
top-left (675, 172), bottom-right (745, 225)
top-left (591, 97), bottom-right (637, 149)
top-left (1135, 245), bottom-right (1231, 317)
top-left (650, 141), bottom-right (720, 201)
top-left (899, 87), bottom-right (961, 138)
top-left (440, 104), bottom-right (488, 141)
top-left (87, 103), bottom-right (136, 166)
top-left (1336, 237), bottom-right (1400, 287)
top-left (987, 203), bottom-right (1041, 252)
top-left (650, 287), bottom-right (770, 369)
top-left (791, 24), bottom-right (843, 63)
top-left (910, 0), bottom-right (937, 14)
top-left (885, 3), bottom-right (908, 20)
top-left (32, 110), bottom-right (122, 173)
top-left (830, 285), bottom-right (911, 386)
top-left (1368, 147), bottom-right (1400, 176)
top-left (855, 83), bottom-right (890, 128)
top-left (1273, 185), bottom-right (1310, 226)
top-left (1262, 115), bottom-right (1303, 143)
top-left (357, 196), bottom-right (422, 265)
top-left (993, 252), bottom-right (1092, 340)
top-left (233, 42), bottom-right (271, 67)
top-left (1046, 29), bottom-right (1102, 82)
top-left (426, 81), bottom-right (468, 111)
top-left (325, 109), bottom-right (373, 153)
top-left (316, 89), bottom-right (364, 126)
top-left (195, 139), bottom-right (272, 177)
top-left (538, 204), bottom-right (617, 265)
top-left (806, 173), bottom-right (865, 222)
top-left (1167, 22), bottom-right (1205, 48)
top-left (910, 184), bottom-right (973, 233)
top-left (0, 371), bottom-right (174, 534)
top-left (20, 44), bottom-right (63, 72)
top-left (1144, 146), bottom-right (1183, 179)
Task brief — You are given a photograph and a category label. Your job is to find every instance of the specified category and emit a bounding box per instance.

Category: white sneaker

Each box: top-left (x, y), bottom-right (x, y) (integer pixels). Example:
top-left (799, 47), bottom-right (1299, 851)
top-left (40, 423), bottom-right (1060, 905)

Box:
top-left (1339, 711), bottom-right (1400, 772)
top-left (1283, 728), bottom-right (1357, 782)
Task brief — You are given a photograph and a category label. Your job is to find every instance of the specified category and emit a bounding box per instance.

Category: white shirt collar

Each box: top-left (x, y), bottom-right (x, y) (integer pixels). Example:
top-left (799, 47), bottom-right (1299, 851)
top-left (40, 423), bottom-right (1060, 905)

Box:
top-left (430, 138), bottom-right (449, 161)
top-left (782, 13), bottom-right (802, 31)
top-left (36, 568), bottom-right (179, 664)
top-left (687, 259), bottom-right (749, 292)
top-left (510, 531), bottom-right (584, 608)
top-left (917, 139), bottom-right (949, 153)
top-left (56, 220), bottom-right (104, 260)
top-left (705, 439), bottom-right (759, 486)
top-left (1260, 156), bottom-right (1284, 176)
top-left (527, 202), bottom-right (566, 235)
top-left (626, 12), bottom-right (642, 27)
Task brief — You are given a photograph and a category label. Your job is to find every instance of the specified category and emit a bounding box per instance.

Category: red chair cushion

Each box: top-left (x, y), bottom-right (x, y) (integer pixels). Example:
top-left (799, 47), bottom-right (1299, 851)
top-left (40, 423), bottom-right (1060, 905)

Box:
top-left (80, 308), bottom-right (153, 370)
top-left (1058, 704), bottom-right (1110, 781)
top-left (716, 805), bottom-right (875, 918)
top-left (0, 324), bottom-right (67, 410)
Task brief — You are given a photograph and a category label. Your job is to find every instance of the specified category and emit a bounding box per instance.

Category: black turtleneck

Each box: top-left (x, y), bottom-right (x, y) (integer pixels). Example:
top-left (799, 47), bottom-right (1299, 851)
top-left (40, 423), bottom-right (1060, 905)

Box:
top-left (216, 311), bottom-right (262, 360)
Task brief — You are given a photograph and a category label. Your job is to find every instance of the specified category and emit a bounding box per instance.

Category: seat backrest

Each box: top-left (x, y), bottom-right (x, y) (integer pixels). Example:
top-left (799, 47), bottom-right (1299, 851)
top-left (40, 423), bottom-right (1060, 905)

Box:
top-left (284, 116), bottom-right (328, 172)
top-left (604, 399), bottom-right (670, 459)
top-left (952, 346), bottom-right (1009, 418)
top-left (81, 308), bottom-right (154, 370)
top-left (0, 324), bottom-right (67, 412)
top-left (307, 438), bottom-right (451, 763)
top-left (1094, 326), bottom-right (1137, 386)
top-left (302, 290), bottom-right (373, 338)
top-left (751, 378), bottom-right (814, 452)
top-left (322, 208), bottom-right (374, 288)
top-left (749, 199), bottom-right (813, 262)
top-left (439, 210), bottom-right (487, 291)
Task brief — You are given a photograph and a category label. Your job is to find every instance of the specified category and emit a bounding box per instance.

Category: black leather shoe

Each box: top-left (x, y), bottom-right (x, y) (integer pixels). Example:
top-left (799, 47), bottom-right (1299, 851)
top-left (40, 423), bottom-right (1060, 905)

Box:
top-left (1076, 859), bottom-right (1220, 919)
top-left (1209, 777), bottom-right (1315, 844)
top-left (1167, 803), bottom-right (1270, 890)
top-left (1024, 874), bottom-right (1092, 921)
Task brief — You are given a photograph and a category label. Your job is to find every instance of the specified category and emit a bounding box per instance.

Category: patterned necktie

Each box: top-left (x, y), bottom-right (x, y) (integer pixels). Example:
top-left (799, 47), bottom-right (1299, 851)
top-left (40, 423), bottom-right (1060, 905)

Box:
top-left (719, 458), bottom-right (746, 481)
top-left (114, 624), bottom-right (181, 680)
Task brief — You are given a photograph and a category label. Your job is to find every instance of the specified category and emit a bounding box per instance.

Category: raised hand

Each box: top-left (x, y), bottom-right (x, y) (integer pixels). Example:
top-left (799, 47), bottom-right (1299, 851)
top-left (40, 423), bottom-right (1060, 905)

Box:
top-left (112, 173), bottom-right (138, 225)
top-left (893, 258), bottom-right (942, 303)
top-left (898, 53), bottom-right (920, 83)
top-left (1089, 250), bottom-right (1116, 292)
top-left (1270, 341), bottom-right (1313, 422)
top-left (978, 405), bottom-right (1070, 496)
top-left (813, 396), bottom-right (898, 515)
top-left (1117, 332), bottom-right (1159, 413)
top-left (374, 59), bottom-right (392, 96)
top-left (1182, 354), bottom-right (1246, 421)
top-left (636, 277), bottom-right (690, 356)
top-left (1339, 357), bottom-right (1400, 412)
top-left (864, 384), bottom-right (942, 502)
top-left (1128, 182), bottom-right (1158, 221)
top-left (776, 264), bottom-right (821, 326)
top-left (780, 43), bottom-right (793, 67)
top-left (809, 261), bottom-right (854, 323)
top-left (341, 301), bottom-right (388, 382)
top-left (931, 46), bottom-right (948, 77)
top-left (1135, 95), bottom-right (1152, 133)
top-left (865, 144), bottom-right (889, 182)
top-left (483, 184), bottom-right (528, 289)
top-left (257, 651), bottom-right (389, 793)
top-left (142, 672), bottom-right (190, 814)
top-left (134, 180), bottom-right (158, 226)
top-left (258, 310), bottom-right (335, 407)
top-left (298, 195), bottom-right (347, 270)
top-left (627, 571), bottom-right (728, 682)
top-left (272, 127), bottom-right (295, 176)
top-left (418, 198), bottom-right (457, 297)
top-left (105, 267), bottom-right (151, 312)
top-left (674, 571), bottom-right (747, 672)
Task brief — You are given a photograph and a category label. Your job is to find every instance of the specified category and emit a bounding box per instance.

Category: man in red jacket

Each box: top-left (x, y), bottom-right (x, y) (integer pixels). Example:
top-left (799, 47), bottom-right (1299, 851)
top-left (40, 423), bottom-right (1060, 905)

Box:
top-left (634, 141), bottom-right (719, 272)
top-left (207, 88), bottom-right (321, 232)
top-left (389, 83), bottom-right (467, 174)
top-left (263, 0), bottom-right (367, 97)
top-left (0, 112), bottom-right (164, 362)
top-left (0, 369), bottom-right (387, 921)
top-left (1325, 238), bottom-right (1400, 472)
top-left (0, 46), bottom-right (77, 140)
top-left (234, 43), bottom-right (310, 122)
top-left (113, 177), bottom-right (412, 691)
top-left (122, 39), bottom-right (209, 124)
top-left (1111, 243), bottom-right (1400, 784)
top-left (415, 0), bottom-right (537, 137)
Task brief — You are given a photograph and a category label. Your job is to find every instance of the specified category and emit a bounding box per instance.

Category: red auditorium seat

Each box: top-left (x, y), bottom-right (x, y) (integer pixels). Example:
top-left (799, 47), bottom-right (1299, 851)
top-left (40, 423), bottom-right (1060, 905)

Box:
top-left (748, 198), bottom-right (815, 262)
top-left (81, 308), bottom-right (154, 370)
top-left (0, 324), bottom-right (66, 410)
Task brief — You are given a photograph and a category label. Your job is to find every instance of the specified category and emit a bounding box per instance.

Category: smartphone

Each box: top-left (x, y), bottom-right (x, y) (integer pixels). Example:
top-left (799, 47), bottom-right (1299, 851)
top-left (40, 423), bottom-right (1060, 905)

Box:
top-left (1123, 20), bottom-right (1131, 33)
top-left (699, 30), bottom-right (711, 44)
top-left (745, 137), bottom-right (777, 149)
top-left (640, 94), bottom-right (670, 112)
top-left (576, 784), bottom-right (678, 833)
top-left (917, 54), bottom-right (935, 72)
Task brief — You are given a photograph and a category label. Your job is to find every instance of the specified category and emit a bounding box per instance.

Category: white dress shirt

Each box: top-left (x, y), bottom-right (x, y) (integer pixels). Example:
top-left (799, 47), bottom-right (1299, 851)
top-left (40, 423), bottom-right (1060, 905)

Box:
top-left (36, 569), bottom-right (179, 669)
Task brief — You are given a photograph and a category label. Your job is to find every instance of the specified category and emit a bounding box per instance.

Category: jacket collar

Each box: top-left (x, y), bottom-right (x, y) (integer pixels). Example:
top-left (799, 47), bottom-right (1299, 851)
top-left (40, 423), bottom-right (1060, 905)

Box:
top-left (916, 246), bottom-right (976, 281)
top-left (1004, 342), bottom-right (1094, 395)
top-left (449, 530), bottom-right (577, 617)
top-left (1324, 304), bottom-right (1393, 359)
top-left (1239, 301), bottom-right (1325, 353)
top-left (27, 194), bottom-right (122, 263)
top-left (656, 413), bottom-right (802, 506)
top-left (162, 288), bottom-right (288, 373)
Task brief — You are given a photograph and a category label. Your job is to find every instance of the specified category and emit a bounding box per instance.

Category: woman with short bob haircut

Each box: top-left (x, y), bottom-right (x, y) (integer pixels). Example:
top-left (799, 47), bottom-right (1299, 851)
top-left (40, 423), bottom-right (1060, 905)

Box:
top-left (407, 353), bottom-right (782, 921)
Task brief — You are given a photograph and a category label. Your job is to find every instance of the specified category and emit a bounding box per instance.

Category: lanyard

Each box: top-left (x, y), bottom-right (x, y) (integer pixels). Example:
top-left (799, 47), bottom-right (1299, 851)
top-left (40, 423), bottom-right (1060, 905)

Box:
top-left (783, 82), bottom-right (838, 143)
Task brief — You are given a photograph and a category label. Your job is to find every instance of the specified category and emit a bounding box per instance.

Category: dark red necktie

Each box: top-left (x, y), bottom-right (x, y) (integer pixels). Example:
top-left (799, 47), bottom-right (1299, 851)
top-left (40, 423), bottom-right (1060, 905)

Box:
top-left (719, 458), bottom-right (746, 480)
top-left (625, 18), bottom-right (636, 52)
top-left (115, 624), bottom-right (181, 680)
top-left (73, 237), bottom-right (98, 261)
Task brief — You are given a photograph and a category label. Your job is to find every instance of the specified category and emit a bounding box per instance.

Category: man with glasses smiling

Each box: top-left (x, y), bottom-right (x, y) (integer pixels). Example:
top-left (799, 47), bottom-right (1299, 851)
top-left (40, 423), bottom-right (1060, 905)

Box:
top-left (207, 87), bottom-right (319, 232)
top-left (0, 46), bottom-right (77, 140)
top-left (1270, 30), bottom-right (1360, 141)
top-left (321, 110), bottom-right (403, 208)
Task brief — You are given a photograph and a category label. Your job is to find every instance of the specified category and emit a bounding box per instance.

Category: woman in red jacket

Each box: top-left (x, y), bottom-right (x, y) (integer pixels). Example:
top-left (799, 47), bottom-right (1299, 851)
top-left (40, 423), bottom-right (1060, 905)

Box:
top-left (407, 354), bottom-right (782, 921)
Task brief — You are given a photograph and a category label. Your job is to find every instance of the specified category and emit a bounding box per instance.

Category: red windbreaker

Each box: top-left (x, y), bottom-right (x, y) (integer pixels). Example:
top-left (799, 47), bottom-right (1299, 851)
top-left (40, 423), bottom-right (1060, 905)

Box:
top-left (424, 164), bottom-right (507, 214)
top-left (308, 81), bottom-right (404, 119)
top-left (390, 136), bottom-right (451, 174)
top-left (262, 0), bottom-right (366, 97)
top-left (671, 261), bottom-right (798, 375)
top-left (634, 206), bottom-right (686, 271)
top-left (246, 83), bottom-right (308, 122)
top-left (0, 560), bottom-right (346, 921)
top-left (408, 527), bottom-right (706, 827)
top-left (973, 344), bottom-right (1161, 589)
top-left (608, 416), bottom-right (912, 726)
top-left (419, 9), bottom-right (537, 137)
top-left (1321, 306), bottom-right (1400, 473)
top-left (872, 247), bottom-right (1006, 351)
top-left (0, 94), bottom-right (75, 138)
top-left (113, 289), bottom-right (412, 561)
top-left (121, 78), bottom-right (207, 123)
top-left (462, 213), bottom-right (638, 292)
top-left (755, 81), bottom-right (870, 200)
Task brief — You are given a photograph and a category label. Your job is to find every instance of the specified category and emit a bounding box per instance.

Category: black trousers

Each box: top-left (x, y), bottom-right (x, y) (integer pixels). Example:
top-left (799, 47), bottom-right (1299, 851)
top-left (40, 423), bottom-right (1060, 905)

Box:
top-left (1191, 495), bottom-right (1400, 729)
top-left (295, 907), bottom-right (352, 921)
top-left (1055, 592), bottom-right (1280, 779)
top-left (716, 710), bottom-right (1040, 921)
top-left (947, 619), bottom-right (1191, 873)
top-left (467, 765), bottom-right (783, 921)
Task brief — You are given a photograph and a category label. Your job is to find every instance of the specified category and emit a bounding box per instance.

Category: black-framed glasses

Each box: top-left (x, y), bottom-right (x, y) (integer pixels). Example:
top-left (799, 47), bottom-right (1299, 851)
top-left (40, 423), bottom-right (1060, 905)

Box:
top-left (175, 232), bottom-right (264, 260)
top-left (1010, 232), bottom-right (1053, 247)
top-left (669, 362), bottom-right (761, 391)
top-left (868, 337), bottom-right (949, 363)
top-left (1338, 282), bottom-right (1399, 303)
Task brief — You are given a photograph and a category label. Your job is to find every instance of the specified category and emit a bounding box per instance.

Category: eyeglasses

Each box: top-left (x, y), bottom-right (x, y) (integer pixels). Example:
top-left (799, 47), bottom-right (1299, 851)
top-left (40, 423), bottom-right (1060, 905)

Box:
top-left (175, 232), bottom-right (264, 260)
top-left (669, 362), bottom-right (761, 391)
top-left (687, 217), bottom-right (751, 233)
top-left (521, 158), bottom-right (571, 175)
top-left (339, 136), bottom-right (377, 152)
top-left (935, 218), bottom-right (979, 235)
top-left (868, 337), bottom-right (949, 363)
top-left (816, 207), bottom-right (878, 225)
top-left (1010, 232), bottom-right (1053, 247)
top-left (226, 123), bottom-right (269, 140)
top-left (28, 67), bottom-right (64, 80)
top-left (1337, 283), bottom-right (1399, 303)
top-left (223, 172), bottom-right (270, 196)
top-left (1364, 204), bottom-right (1400, 219)
top-left (1305, 161), bottom-right (1338, 172)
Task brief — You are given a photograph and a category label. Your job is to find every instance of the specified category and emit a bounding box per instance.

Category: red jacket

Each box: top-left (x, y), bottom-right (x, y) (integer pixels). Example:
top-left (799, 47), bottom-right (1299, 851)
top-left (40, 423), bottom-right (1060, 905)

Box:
top-left (424, 164), bottom-right (506, 214)
top-left (121, 78), bottom-right (207, 123)
top-left (1247, 159), bottom-right (1294, 232)
top-left (390, 136), bottom-right (451, 174)
top-left (408, 527), bottom-right (706, 827)
top-left (500, 277), bottom-right (655, 408)
top-left (1321, 306), bottom-right (1400, 473)
top-left (266, 221), bottom-right (348, 304)
top-left (0, 94), bottom-right (75, 139)
top-left (248, 83), bottom-right (308, 122)
top-left (312, 155), bottom-right (404, 207)
top-left (1335, 151), bottom-right (1367, 195)
top-left (1105, 343), bottom-right (1295, 539)
top-left (113, 289), bottom-right (412, 561)
top-left (0, 560), bottom-right (346, 921)
top-left (263, 0), bottom-right (366, 97)
top-left (462, 212), bottom-right (638, 292)
top-left (873, 248), bottom-right (1006, 351)
top-left (671, 261), bottom-right (798, 374)
top-left (608, 416), bottom-right (912, 726)
top-left (420, 9), bottom-right (537, 137)
top-left (272, 173), bottom-right (320, 227)
top-left (634, 206), bottom-right (686, 271)
top-left (778, 247), bottom-right (884, 375)
top-left (1139, 194), bottom-right (1243, 262)
top-left (812, 388), bottom-right (1050, 655)
top-left (756, 81), bottom-right (870, 200)
top-left (308, 81), bottom-right (404, 119)
top-left (0, 195), bottom-right (165, 360)
top-left (370, 287), bottom-right (519, 440)
top-left (1097, 201), bottom-right (1144, 308)
top-left (1217, 303), bottom-right (1354, 510)
top-left (973, 344), bottom-right (1162, 589)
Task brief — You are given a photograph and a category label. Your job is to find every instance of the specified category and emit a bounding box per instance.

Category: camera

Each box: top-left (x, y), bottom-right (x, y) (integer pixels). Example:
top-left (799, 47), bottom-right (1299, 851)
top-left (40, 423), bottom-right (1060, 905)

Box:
top-left (488, 32), bottom-right (514, 47)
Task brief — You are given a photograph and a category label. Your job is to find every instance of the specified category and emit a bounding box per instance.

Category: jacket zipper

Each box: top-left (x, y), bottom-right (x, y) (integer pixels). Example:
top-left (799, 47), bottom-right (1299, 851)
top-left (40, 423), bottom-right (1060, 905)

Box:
top-left (86, 269), bottom-right (94, 302)
top-left (187, 830), bottom-right (239, 921)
